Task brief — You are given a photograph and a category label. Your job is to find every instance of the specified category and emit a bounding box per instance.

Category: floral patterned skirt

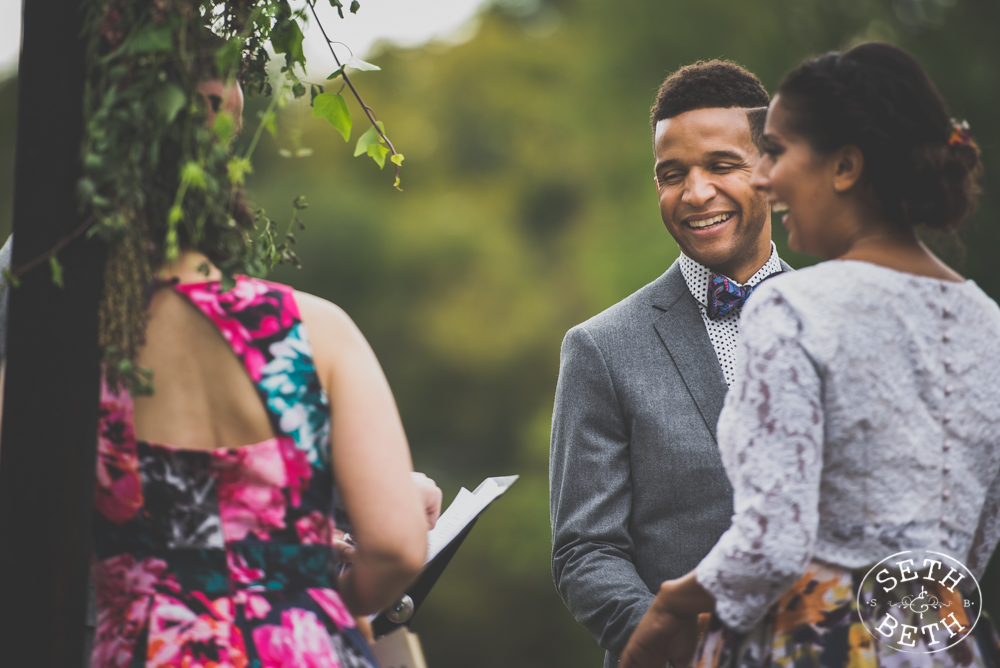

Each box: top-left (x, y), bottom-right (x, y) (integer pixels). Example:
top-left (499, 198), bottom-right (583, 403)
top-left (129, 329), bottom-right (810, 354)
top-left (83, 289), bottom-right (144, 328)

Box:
top-left (693, 561), bottom-right (1000, 668)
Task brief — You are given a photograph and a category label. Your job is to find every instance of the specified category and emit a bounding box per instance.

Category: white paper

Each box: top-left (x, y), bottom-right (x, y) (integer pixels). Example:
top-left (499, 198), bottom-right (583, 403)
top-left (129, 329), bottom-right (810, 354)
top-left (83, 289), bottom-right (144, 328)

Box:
top-left (369, 475), bottom-right (518, 623)
top-left (424, 475), bottom-right (518, 564)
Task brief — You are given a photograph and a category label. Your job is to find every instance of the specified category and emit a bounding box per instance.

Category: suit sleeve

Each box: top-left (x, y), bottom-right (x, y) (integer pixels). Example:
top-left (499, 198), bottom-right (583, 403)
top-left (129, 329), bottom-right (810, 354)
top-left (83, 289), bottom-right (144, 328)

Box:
top-left (550, 325), bottom-right (655, 657)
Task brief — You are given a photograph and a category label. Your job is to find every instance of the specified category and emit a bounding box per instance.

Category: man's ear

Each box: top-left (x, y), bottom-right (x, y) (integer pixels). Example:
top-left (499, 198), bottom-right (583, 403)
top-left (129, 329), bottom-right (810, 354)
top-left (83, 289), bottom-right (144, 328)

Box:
top-left (832, 145), bottom-right (864, 193)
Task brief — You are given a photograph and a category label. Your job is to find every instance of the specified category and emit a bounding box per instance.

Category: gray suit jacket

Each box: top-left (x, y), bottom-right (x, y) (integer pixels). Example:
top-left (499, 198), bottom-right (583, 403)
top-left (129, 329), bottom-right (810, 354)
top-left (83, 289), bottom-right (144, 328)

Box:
top-left (550, 258), bottom-right (789, 667)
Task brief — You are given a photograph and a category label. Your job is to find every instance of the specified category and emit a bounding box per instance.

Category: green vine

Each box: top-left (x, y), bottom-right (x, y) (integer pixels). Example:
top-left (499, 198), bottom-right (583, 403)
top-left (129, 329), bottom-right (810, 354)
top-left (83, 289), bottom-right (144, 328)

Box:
top-left (72, 0), bottom-right (402, 392)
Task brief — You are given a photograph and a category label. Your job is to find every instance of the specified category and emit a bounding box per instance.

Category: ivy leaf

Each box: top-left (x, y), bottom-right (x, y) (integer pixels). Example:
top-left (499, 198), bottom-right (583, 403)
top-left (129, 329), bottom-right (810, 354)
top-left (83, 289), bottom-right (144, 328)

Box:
top-left (260, 110), bottom-right (277, 138)
top-left (168, 204), bottom-right (184, 225)
top-left (271, 20), bottom-right (305, 67)
top-left (2, 267), bottom-right (20, 288)
top-left (165, 206), bottom-right (182, 261)
top-left (227, 157), bottom-right (253, 186)
top-left (180, 162), bottom-right (206, 190)
top-left (390, 153), bottom-right (404, 166)
top-left (133, 22), bottom-right (173, 53)
top-left (292, 82), bottom-right (306, 98)
top-left (328, 0), bottom-right (345, 18)
top-left (326, 66), bottom-right (345, 80)
top-left (310, 84), bottom-right (324, 104)
top-left (216, 38), bottom-right (243, 76)
top-left (312, 93), bottom-right (352, 141)
top-left (108, 65), bottom-right (128, 81)
top-left (212, 112), bottom-right (235, 144)
top-left (367, 143), bottom-right (389, 169)
top-left (155, 83), bottom-right (186, 124)
top-left (76, 177), bottom-right (96, 201)
top-left (346, 57), bottom-right (380, 72)
top-left (49, 256), bottom-right (64, 289)
top-left (354, 122), bottom-right (384, 157)
top-left (350, 1), bottom-right (361, 14)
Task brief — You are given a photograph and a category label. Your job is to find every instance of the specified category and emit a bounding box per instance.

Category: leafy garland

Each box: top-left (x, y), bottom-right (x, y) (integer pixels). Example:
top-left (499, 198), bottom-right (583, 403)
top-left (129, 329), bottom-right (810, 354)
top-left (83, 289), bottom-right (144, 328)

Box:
top-left (71, 0), bottom-right (402, 392)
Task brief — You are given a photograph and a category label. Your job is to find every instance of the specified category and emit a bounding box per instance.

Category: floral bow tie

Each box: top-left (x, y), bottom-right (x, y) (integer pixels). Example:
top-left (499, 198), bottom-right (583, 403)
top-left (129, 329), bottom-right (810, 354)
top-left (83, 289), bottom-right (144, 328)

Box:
top-left (706, 273), bottom-right (766, 320)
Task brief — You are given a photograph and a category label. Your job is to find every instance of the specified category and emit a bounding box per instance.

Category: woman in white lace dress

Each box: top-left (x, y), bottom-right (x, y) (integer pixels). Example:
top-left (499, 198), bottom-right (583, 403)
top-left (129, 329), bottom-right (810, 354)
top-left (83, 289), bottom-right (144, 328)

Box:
top-left (620, 42), bottom-right (1000, 668)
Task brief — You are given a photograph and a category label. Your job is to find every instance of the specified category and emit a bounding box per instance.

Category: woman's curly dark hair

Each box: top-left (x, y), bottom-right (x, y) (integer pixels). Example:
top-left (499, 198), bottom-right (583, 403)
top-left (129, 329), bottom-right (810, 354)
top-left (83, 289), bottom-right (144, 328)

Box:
top-left (777, 42), bottom-right (982, 231)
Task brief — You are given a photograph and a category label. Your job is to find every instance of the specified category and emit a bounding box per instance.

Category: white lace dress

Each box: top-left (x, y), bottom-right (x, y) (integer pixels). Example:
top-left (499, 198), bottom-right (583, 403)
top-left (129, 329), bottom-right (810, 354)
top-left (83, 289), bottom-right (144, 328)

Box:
top-left (695, 260), bottom-right (1000, 636)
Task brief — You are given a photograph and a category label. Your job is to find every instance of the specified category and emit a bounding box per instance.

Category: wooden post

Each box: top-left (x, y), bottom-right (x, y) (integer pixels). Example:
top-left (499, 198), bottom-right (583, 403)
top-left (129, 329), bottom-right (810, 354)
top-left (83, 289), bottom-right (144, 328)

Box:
top-left (0, 1), bottom-right (106, 665)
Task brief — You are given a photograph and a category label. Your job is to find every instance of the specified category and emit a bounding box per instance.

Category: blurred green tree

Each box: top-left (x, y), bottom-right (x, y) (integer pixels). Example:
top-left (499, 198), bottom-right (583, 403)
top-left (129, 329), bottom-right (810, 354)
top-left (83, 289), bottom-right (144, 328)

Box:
top-left (1, 0), bottom-right (998, 665)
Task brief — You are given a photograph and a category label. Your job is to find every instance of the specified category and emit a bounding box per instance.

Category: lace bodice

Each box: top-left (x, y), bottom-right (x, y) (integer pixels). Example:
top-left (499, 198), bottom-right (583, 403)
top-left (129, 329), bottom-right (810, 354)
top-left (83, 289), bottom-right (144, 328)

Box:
top-left (695, 260), bottom-right (1000, 632)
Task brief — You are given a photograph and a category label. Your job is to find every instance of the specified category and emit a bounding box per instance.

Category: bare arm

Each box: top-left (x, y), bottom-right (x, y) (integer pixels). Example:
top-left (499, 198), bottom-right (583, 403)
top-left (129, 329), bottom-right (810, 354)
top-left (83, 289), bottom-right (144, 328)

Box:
top-left (297, 291), bottom-right (427, 615)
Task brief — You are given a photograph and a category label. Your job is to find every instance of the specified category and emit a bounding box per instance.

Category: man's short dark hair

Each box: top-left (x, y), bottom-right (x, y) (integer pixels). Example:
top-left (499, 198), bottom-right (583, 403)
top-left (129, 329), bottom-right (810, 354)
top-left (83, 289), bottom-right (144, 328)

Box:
top-left (651, 60), bottom-right (770, 150)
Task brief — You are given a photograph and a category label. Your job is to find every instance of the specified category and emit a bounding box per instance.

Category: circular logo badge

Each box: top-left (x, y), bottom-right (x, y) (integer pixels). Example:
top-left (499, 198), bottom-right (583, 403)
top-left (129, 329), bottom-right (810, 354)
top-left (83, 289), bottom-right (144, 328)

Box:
top-left (857, 550), bottom-right (981, 653)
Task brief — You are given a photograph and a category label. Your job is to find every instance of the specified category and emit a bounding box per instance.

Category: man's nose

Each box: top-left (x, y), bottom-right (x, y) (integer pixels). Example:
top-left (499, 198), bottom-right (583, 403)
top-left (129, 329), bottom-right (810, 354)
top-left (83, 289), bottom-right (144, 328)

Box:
top-left (682, 170), bottom-right (717, 207)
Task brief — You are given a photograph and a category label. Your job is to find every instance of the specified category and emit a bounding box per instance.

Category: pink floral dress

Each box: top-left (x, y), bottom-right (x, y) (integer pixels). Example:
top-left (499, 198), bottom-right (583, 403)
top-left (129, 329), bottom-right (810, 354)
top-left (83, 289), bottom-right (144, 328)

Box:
top-left (90, 277), bottom-right (378, 668)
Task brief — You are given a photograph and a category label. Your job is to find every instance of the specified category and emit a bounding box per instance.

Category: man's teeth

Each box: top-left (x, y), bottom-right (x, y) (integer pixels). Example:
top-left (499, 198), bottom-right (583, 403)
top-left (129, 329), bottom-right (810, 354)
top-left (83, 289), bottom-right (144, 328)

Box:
top-left (688, 213), bottom-right (732, 229)
top-left (772, 202), bottom-right (789, 213)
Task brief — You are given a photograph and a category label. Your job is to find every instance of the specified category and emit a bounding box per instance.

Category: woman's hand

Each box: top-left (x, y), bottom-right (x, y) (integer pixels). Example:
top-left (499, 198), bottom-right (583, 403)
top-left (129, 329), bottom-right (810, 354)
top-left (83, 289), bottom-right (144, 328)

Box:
top-left (411, 472), bottom-right (443, 530)
top-left (334, 530), bottom-right (357, 563)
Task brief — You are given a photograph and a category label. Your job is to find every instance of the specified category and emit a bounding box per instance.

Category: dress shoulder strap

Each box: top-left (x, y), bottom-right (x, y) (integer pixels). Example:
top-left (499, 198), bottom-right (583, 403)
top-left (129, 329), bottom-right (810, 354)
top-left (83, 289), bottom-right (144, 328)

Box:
top-left (173, 277), bottom-right (332, 467)
top-left (172, 276), bottom-right (302, 382)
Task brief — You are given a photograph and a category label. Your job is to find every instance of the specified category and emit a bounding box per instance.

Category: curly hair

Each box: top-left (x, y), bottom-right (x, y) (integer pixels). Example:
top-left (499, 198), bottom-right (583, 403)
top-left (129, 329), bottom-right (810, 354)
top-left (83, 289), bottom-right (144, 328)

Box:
top-left (650, 60), bottom-right (770, 149)
top-left (777, 42), bottom-right (982, 231)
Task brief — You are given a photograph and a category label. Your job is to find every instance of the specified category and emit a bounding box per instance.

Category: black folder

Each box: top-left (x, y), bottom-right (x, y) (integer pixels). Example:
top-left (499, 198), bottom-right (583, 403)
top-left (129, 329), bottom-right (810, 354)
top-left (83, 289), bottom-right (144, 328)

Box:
top-left (372, 475), bottom-right (518, 637)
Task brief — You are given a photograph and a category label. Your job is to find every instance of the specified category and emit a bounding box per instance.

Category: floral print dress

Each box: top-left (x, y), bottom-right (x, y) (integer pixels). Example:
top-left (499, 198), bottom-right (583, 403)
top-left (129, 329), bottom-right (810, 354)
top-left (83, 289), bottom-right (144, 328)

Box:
top-left (91, 277), bottom-right (379, 668)
top-left (693, 561), bottom-right (1000, 668)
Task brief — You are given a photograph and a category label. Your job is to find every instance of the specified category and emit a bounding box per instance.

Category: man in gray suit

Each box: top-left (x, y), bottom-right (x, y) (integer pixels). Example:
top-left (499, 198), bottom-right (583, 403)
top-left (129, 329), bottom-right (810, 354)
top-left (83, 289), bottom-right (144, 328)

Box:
top-left (550, 60), bottom-right (791, 667)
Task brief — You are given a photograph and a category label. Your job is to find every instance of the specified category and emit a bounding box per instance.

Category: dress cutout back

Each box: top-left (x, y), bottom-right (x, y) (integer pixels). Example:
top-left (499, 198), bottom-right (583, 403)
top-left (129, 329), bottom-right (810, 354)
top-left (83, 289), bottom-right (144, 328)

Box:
top-left (91, 277), bottom-right (378, 668)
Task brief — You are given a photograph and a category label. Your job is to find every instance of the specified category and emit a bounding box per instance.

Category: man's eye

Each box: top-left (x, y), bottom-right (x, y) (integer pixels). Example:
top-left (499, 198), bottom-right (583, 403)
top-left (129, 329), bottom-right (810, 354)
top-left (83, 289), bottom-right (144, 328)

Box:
top-left (711, 163), bottom-right (736, 172)
top-left (762, 146), bottom-right (782, 157)
top-left (658, 173), bottom-right (683, 185)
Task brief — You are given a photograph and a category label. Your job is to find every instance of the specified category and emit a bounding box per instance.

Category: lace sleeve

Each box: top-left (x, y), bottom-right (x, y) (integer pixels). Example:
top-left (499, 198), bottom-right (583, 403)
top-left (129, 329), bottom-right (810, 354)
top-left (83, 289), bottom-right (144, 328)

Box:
top-left (695, 286), bottom-right (825, 632)
top-left (967, 469), bottom-right (1000, 580)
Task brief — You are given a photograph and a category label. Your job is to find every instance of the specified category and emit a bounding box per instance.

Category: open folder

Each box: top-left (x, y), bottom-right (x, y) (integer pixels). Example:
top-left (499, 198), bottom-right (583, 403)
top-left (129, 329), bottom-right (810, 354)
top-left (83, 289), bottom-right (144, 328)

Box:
top-left (371, 475), bottom-right (519, 637)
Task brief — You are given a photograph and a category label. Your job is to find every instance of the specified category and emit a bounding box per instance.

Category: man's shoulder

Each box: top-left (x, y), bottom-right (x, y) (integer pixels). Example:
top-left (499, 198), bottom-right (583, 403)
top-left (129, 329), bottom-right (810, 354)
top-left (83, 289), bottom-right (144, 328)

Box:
top-left (566, 262), bottom-right (685, 346)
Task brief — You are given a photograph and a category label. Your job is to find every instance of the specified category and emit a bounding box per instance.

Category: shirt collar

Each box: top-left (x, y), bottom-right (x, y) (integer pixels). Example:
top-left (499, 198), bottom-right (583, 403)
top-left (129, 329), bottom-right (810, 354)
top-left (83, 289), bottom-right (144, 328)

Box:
top-left (678, 241), bottom-right (782, 309)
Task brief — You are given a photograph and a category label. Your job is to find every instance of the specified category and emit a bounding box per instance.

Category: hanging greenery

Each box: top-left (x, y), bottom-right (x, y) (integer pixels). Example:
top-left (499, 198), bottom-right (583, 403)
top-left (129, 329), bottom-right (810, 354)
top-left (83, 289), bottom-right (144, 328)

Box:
top-left (75, 0), bottom-right (402, 392)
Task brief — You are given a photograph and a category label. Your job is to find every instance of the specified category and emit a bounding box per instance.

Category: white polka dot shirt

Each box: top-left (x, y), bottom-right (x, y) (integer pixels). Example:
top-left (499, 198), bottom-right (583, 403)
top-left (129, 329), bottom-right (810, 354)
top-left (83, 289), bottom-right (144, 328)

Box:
top-left (678, 243), bottom-right (783, 387)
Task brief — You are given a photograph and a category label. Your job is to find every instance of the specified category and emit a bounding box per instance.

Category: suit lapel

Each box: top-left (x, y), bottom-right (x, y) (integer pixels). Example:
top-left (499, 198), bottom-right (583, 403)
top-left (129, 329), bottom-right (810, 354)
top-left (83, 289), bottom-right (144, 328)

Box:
top-left (650, 263), bottom-right (729, 442)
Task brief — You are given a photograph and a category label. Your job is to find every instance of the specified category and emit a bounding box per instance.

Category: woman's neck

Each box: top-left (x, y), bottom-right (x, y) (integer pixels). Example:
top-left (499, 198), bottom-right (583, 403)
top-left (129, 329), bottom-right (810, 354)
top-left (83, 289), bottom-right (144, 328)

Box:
top-left (838, 224), bottom-right (964, 282)
top-left (155, 251), bottom-right (223, 284)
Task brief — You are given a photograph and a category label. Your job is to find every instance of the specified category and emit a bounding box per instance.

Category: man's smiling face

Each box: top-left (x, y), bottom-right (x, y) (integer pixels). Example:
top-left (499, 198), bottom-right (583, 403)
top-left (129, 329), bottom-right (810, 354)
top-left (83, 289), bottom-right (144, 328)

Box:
top-left (653, 107), bottom-right (772, 282)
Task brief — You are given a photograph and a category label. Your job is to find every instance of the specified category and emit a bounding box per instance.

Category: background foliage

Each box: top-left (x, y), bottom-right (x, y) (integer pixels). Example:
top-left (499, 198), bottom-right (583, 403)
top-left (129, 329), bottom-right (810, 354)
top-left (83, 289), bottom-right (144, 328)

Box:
top-left (1, 0), bottom-right (998, 665)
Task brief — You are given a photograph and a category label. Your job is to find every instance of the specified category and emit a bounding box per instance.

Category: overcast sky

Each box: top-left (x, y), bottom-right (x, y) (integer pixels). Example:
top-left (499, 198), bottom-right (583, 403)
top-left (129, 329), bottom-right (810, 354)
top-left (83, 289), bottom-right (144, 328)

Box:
top-left (0, 0), bottom-right (488, 76)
